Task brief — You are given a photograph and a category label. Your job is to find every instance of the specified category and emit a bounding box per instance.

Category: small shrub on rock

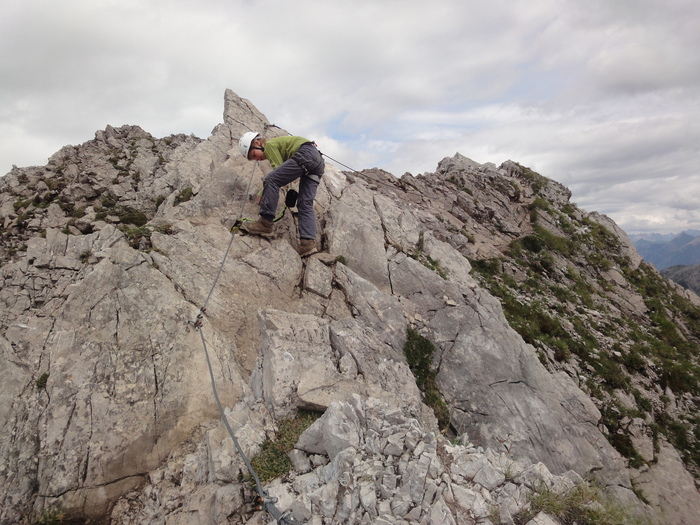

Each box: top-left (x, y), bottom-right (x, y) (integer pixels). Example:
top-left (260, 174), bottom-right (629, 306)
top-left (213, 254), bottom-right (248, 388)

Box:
top-left (174, 187), bottom-right (193, 205)
top-left (249, 410), bottom-right (320, 484)
top-left (404, 327), bottom-right (450, 431)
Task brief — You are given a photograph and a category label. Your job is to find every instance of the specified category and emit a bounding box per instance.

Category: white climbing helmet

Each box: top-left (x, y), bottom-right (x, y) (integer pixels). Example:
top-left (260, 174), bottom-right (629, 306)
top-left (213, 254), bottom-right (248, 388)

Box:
top-left (238, 131), bottom-right (260, 159)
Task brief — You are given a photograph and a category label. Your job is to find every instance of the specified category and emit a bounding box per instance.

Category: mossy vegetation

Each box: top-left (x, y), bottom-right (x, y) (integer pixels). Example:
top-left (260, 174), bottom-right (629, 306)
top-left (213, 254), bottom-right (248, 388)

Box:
top-left (600, 404), bottom-right (646, 468)
top-left (123, 223), bottom-right (173, 250)
top-left (404, 327), bottom-right (450, 431)
top-left (31, 508), bottom-right (86, 525)
top-left (515, 163), bottom-right (547, 194)
top-left (0, 127), bottom-right (190, 266)
top-left (116, 206), bottom-right (148, 227)
top-left (510, 225), bottom-right (576, 257)
top-left (409, 233), bottom-right (448, 279)
top-left (447, 174), bottom-right (473, 195)
top-left (124, 226), bottom-right (152, 248)
top-left (33, 509), bottom-right (64, 525)
top-left (249, 410), bottom-right (321, 484)
top-left (174, 187), bottom-right (193, 205)
top-left (513, 482), bottom-right (650, 525)
top-left (35, 372), bottom-right (49, 390)
top-left (93, 193), bottom-right (149, 227)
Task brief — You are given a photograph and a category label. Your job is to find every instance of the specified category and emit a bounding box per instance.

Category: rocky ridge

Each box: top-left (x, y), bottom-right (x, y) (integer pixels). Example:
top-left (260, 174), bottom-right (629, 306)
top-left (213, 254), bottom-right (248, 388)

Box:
top-left (0, 90), bottom-right (699, 524)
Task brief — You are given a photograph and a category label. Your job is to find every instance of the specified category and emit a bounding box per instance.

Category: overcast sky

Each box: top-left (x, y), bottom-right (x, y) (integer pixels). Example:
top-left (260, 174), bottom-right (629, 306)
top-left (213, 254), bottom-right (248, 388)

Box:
top-left (2, 0), bottom-right (699, 234)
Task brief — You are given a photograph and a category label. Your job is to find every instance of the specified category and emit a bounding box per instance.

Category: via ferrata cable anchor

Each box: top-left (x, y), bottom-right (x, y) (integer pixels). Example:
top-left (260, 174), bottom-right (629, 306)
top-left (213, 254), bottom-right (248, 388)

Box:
top-left (192, 307), bottom-right (206, 330)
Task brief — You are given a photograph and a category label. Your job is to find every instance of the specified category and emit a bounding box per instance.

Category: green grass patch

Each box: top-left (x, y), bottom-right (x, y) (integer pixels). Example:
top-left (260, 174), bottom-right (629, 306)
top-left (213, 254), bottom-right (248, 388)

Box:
top-left (174, 187), bottom-right (193, 205)
top-left (515, 163), bottom-right (547, 194)
top-left (469, 257), bottom-right (501, 279)
top-left (507, 227), bottom-right (576, 273)
top-left (116, 206), bottom-right (148, 226)
top-left (467, 210), bottom-right (700, 477)
top-left (123, 226), bottom-right (151, 248)
top-left (249, 410), bottom-right (321, 484)
top-left (36, 372), bottom-right (49, 390)
top-left (600, 403), bottom-right (646, 468)
top-left (404, 327), bottom-right (450, 431)
top-left (31, 507), bottom-right (85, 525)
top-left (514, 482), bottom-right (650, 525)
top-left (409, 233), bottom-right (448, 279)
top-left (578, 218), bottom-right (621, 253)
top-left (421, 255), bottom-right (448, 279)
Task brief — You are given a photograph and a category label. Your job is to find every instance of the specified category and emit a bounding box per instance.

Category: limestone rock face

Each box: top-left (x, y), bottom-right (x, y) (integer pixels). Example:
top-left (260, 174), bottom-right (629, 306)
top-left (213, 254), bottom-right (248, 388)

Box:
top-left (1, 89), bottom-right (699, 525)
top-left (435, 292), bottom-right (629, 485)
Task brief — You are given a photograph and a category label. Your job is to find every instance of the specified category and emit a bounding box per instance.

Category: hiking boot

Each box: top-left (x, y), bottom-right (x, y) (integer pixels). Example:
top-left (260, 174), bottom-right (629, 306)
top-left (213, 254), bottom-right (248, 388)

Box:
top-left (297, 239), bottom-right (318, 257)
top-left (241, 217), bottom-right (274, 237)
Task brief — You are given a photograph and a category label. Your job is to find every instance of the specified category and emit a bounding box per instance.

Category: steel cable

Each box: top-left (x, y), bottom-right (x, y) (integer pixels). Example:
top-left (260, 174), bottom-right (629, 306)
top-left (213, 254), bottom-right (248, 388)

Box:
top-left (191, 124), bottom-right (296, 523)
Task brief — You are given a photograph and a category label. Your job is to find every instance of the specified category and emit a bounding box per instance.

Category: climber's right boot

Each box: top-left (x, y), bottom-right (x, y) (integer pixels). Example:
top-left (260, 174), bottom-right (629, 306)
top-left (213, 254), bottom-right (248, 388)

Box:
top-left (297, 239), bottom-right (318, 257)
top-left (241, 217), bottom-right (274, 238)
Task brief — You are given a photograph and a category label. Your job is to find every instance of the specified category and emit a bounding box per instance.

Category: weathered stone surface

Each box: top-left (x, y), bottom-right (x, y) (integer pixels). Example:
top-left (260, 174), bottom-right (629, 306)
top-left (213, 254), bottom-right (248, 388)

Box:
top-left (326, 181), bottom-right (391, 291)
top-left (255, 309), bottom-right (333, 419)
top-left (588, 211), bottom-right (644, 270)
top-left (422, 230), bottom-right (478, 289)
top-left (630, 440), bottom-right (700, 525)
top-left (250, 305), bottom-right (423, 420)
top-left (287, 396), bottom-right (618, 525)
top-left (526, 512), bottom-right (560, 525)
top-left (333, 263), bottom-right (407, 353)
top-left (328, 317), bottom-right (421, 410)
top-left (1, 227), bottom-right (243, 522)
top-left (388, 250), bottom-right (465, 312)
top-left (1, 89), bottom-right (698, 525)
top-left (374, 191), bottom-right (422, 252)
top-left (297, 362), bottom-right (364, 411)
top-left (303, 256), bottom-right (334, 298)
top-left (433, 289), bottom-right (629, 486)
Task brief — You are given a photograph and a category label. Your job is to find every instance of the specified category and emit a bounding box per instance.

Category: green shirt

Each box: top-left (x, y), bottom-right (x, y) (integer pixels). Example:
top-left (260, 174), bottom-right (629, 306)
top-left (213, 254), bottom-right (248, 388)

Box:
top-left (263, 136), bottom-right (310, 168)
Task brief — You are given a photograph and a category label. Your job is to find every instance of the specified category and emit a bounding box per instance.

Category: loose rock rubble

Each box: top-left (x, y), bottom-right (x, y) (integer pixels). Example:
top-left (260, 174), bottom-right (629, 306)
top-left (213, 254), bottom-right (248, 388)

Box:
top-left (241, 396), bottom-right (601, 525)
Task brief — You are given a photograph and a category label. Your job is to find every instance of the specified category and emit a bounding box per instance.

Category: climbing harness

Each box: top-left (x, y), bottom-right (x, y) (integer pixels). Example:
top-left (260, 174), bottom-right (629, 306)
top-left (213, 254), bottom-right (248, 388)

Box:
top-left (290, 141), bottom-right (323, 184)
top-left (191, 123), bottom-right (297, 524)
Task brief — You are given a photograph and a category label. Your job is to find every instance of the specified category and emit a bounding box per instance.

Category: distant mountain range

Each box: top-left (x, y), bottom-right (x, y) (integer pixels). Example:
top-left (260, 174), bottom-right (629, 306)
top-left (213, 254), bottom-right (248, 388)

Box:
top-left (629, 230), bottom-right (700, 296)
top-left (662, 264), bottom-right (700, 296)
top-left (630, 230), bottom-right (700, 270)
top-left (629, 230), bottom-right (700, 244)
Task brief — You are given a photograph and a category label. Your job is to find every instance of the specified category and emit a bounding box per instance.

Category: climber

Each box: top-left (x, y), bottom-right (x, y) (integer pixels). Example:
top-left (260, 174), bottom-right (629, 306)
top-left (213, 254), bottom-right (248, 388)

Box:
top-left (238, 131), bottom-right (324, 257)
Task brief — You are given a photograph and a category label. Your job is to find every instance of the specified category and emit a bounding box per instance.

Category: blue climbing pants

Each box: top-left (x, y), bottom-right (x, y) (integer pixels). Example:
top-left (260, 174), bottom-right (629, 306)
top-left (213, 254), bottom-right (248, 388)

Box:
top-left (259, 143), bottom-right (324, 240)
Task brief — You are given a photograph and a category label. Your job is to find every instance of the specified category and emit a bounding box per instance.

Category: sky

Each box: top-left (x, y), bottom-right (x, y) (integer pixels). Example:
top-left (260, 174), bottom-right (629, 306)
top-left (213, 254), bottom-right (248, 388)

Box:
top-left (2, 0), bottom-right (699, 235)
